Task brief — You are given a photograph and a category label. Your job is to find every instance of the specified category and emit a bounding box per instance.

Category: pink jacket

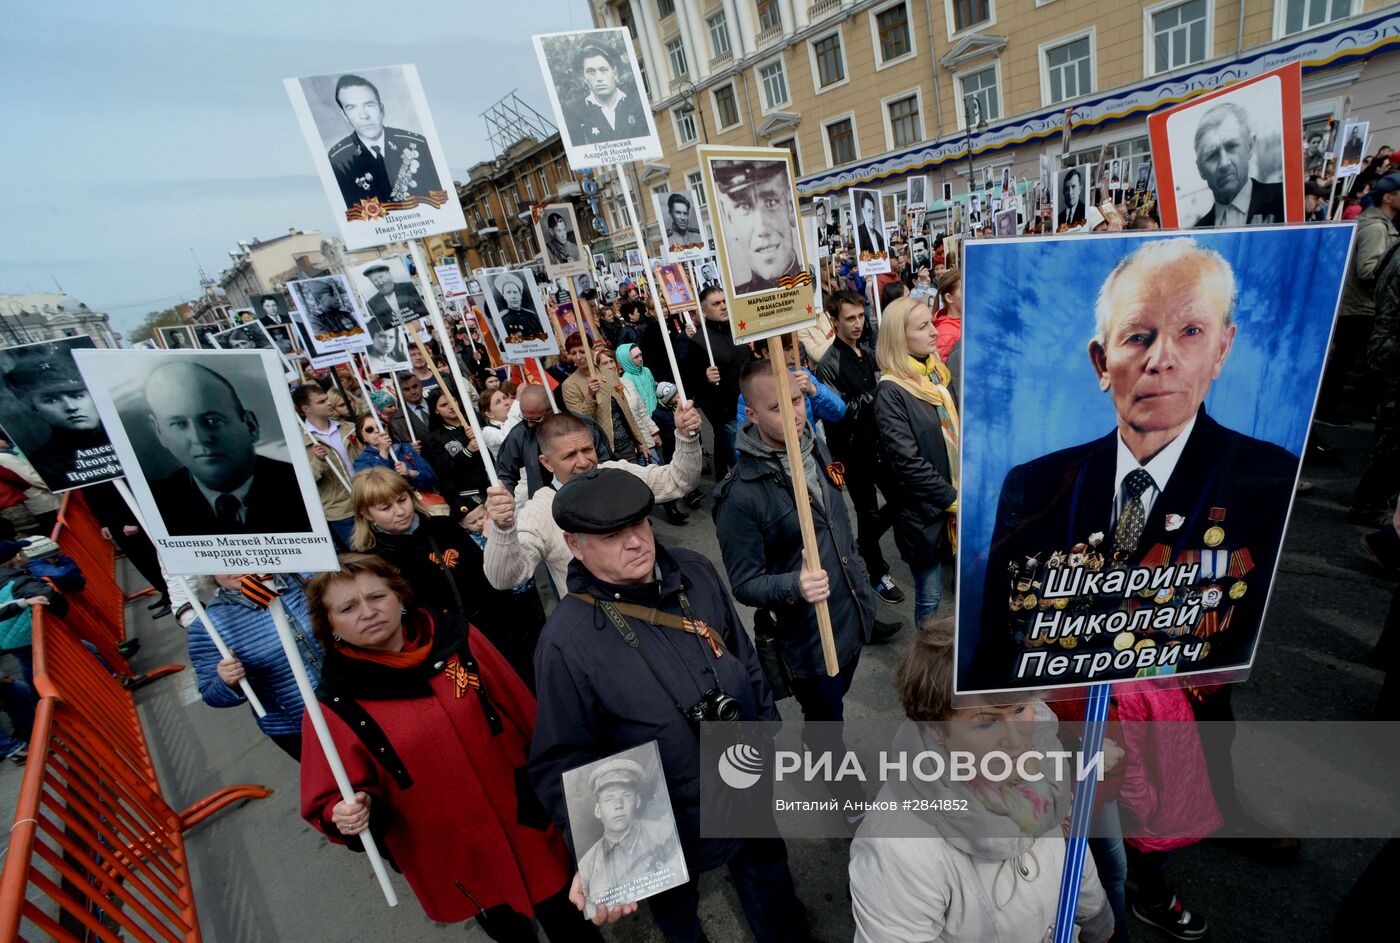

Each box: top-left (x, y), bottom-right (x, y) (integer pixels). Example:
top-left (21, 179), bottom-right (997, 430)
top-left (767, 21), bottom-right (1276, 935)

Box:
top-left (1116, 686), bottom-right (1224, 852)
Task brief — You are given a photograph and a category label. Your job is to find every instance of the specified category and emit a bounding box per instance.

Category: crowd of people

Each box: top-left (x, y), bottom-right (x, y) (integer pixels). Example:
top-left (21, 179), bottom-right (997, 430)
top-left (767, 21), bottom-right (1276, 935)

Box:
top-left (1, 144), bottom-right (1394, 941)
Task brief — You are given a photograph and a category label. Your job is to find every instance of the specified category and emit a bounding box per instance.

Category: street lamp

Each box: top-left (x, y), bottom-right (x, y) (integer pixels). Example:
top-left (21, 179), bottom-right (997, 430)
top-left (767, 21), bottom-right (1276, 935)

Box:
top-left (676, 80), bottom-right (709, 144)
top-left (964, 94), bottom-right (988, 191)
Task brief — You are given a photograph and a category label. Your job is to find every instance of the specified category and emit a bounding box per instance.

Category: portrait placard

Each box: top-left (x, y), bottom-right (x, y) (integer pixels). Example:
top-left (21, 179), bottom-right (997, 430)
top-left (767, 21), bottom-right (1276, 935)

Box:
top-left (800, 217), bottom-right (825, 311)
top-left (533, 28), bottom-right (662, 170)
top-left (265, 323), bottom-right (301, 357)
top-left (625, 248), bottom-right (645, 274)
top-left (250, 293), bottom-right (293, 331)
top-left (698, 145), bottom-right (816, 344)
top-left (284, 64), bottom-right (466, 250)
top-left (348, 257), bottom-right (427, 330)
top-left (434, 263), bottom-right (469, 299)
top-left (653, 262), bottom-right (696, 309)
top-left (1147, 61), bottom-right (1303, 228)
top-left (1335, 120), bottom-right (1369, 177)
top-left (848, 187), bottom-right (891, 276)
top-left (192, 323), bottom-right (225, 350)
top-left (287, 274), bottom-right (372, 356)
top-left (366, 326), bottom-right (410, 375)
top-left (0, 336), bottom-right (122, 492)
top-left (1053, 164), bottom-right (1093, 231)
top-left (482, 269), bottom-right (560, 360)
top-left (907, 175), bottom-right (928, 210)
top-left (72, 349), bottom-right (338, 575)
top-left (562, 741), bottom-right (688, 915)
top-left (533, 202), bottom-right (591, 279)
top-left (993, 207), bottom-right (1019, 236)
top-left (653, 190), bottom-right (709, 263)
top-left (955, 225), bottom-right (1354, 696)
top-left (157, 326), bottom-right (196, 351)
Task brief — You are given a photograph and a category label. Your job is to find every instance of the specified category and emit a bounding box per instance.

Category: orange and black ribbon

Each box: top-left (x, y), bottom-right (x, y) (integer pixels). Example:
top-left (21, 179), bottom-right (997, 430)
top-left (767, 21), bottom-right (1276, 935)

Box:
top-left (239, 575), bottom-right (280, 609)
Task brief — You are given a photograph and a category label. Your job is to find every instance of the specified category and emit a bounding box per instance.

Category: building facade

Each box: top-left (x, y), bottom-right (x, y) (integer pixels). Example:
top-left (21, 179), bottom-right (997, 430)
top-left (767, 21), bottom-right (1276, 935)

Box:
top-left (592, 0), bottom-right (1400, 237)
top-left (0, 293), bottom-right (118, 348)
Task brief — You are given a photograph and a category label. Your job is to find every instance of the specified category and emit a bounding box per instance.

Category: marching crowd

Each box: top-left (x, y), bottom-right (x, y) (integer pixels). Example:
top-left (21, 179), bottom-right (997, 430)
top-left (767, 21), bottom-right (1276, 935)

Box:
top-left (0, 150), bottom-right (1395, 942)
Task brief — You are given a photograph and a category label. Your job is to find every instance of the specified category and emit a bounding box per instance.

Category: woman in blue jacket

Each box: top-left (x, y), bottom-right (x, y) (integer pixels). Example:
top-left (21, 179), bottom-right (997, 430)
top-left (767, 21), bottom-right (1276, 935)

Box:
top-left (187, 573), bottom-right (322, 759)
top-left (351, 413), bottom-right (437, 493)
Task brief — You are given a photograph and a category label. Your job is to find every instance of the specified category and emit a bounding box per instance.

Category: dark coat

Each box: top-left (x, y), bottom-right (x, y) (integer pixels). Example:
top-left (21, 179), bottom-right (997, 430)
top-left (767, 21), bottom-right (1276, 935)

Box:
top-left (389, 401), bottom-right (433, 446)
top-left (302, 610), bottom-right (571, 923)
top-left (495, 417), bottom-right (614, 497)
top-left (681, 318), bottom-right (752, 423)
top-left (365, 284), bottom-right (427, 328)
top-left (529, 546), bottom-right (778, 873)
top-left (713, 429), bottom-right (873, 678)
top-left (367, 515), bottom-right (544, 688)
top-left (873, 379), bottom-right (957, 567)
top-left (329, 127), bottom-right (442, 209)
top-left (969, 409), bottom-right (1298, 691)
top-left (566, 92), bottom-right (650, 146)
top-left (422, 423), bottom-right (492, 507)
top-left (1191, 179), bottom-right (1285, 227)
top-left (858, 223), bottom-right (885, 255)
top-left (151, 455), bottom-right (311, 536)
top-left (815, 339), bottom-right (880, 470)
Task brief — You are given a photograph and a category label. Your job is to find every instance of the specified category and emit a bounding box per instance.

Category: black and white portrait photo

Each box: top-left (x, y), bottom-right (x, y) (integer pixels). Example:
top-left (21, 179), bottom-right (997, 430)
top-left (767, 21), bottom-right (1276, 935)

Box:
top-left (967, 192), bottom-right (984, 230)
top-left (907, 175), bottom-right (928, 210)
top-left (1302, 116), bottom-right (1331, 176)
top-left (625, 247), bottom-right (644, 273)
top-left (70, 349), bottom-right (337, 574)
top-left (697, 257), bottom-right (722, 290)
top-left (251, 293), bottom-right (293, 330)
top-left (265, 324), bottom-right (300, 357)
top-left (212, 321), bottom-right (277, 353)
top-left (0, 337), bottom-right (122, 492)
top-left (534, 202), bottom-right (589, 279)
top-left (707, 155), bottom-right (805, 296)
top-left (942, 180), bottom-right (954, 204)
top-left (193, 323), bottom-right (225, 350)
top-left (483, 270), bottom-right (559, 359)
top-left (286, 274), bottom-right (371, 355)
top-left (284, 64), bottom-right (466, 251)
top-left (1055, 164), bottom-right (1091, 229)
top-left (348, 257), bottom-right (427, 330)
top-left (994, 206), bottom-right (1019, 237)
top-left (1000, 167), bottom-right (1012, 193)
top-left (1135, 159), bottom-right (1153, 193)
top-left (1337, 120), bottom-right (1369, 176)
top-left (849, 186), bottom-right (890, 276)
top-left (562, 742), bottom-right (688, 916)
top-left (158, 326), bottom-right (196, 351)
top-left (534, 27), bottom-right (661, 169)
top-left (365, 324), bottom-right (409, 375)
top-left (1152, 65), bottom-right (1300, 228)
top-left (654, 190), bottom-right (708, 263)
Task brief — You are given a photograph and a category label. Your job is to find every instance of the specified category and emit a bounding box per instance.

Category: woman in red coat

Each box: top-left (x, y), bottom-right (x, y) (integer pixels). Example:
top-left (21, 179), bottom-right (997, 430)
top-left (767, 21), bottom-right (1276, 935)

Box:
top-left (299, 554), bottom-right (600, 942)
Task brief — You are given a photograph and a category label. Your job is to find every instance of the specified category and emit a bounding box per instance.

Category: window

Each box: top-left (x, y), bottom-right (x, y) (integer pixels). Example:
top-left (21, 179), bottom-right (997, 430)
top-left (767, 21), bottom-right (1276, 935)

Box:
top-left (812, 32), bottom-right (846, 89)
top-left (950, 0), bottom-right (992, 34)
top-left (657, 0), bottom-right (675, 16)
top-left (887, 94), bottom-right (922, 148)
top-left (1277, 0), bottom-right (1353, 37)
top-left (707, 11), bottom-right (731, 58)
top-left (713, 84), bottom-right (741, 130)
top-left (666, 37), bottom-right (688, 79)
top-left (759, 59), bottom-right (789, 109)
top-left (672, 106), bottom-right (697, 146)
top-left (774, 137), bottom-right (801, 176)
top-left (875, 3), bottom-right (912, 63)
top-left (1042, 32), bottom-right (1093, 105)
top-left (825, 116), bottom-right (857, 166)
top-left (686, 170), bottom-right (708, 208)
top-left (757, 0), bottom-right (782, 32)
top-left (958, 64), bottom-right (1000, 126)
top-left (537, 169), bottom-right (550, 197)
top-left (1147, 0), bottom-right (1209, 75)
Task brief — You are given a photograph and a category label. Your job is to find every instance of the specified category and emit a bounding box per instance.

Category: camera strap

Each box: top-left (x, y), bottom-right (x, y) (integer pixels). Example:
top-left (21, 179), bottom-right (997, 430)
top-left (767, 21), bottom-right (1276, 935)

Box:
top-left (590, 597), bottom-right (693, 721)
top-left (569, 592), bottom-right (727, 658)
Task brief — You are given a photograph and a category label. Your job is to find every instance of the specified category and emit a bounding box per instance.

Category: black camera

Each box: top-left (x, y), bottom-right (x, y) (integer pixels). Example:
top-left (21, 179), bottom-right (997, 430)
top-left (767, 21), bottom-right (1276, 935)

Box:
top-left (686, 687), bottom-right (741, 727)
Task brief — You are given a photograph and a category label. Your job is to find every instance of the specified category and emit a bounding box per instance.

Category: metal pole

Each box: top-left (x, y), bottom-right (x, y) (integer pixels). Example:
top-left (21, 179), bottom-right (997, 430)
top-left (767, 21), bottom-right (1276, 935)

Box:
top-left (615, 163), bottom-right (688, 404)
top-left (1050, 682), bottom-right (1112, 943)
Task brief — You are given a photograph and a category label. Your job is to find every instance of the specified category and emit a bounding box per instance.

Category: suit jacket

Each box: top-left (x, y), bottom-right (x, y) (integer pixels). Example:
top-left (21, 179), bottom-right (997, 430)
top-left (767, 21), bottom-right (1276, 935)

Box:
top-left (152, 456), bottom-right (312, 536)
top-left (329, 127), bottom-right (442, 209)
top-left (1059, 200), bottom-right (1085, 228)
top-left (389, 402), bottom-right (433, 445)
top-left (566, 93), bottom-right (650, 145)
top-left (858, 223), bottom-right (885, 255)
top-left (1192, 179), bottom-right (1285, 227)
top-left (969, 410), bottom-right (1297, 691)
top-left (366, 284), bottom-right (426, 329)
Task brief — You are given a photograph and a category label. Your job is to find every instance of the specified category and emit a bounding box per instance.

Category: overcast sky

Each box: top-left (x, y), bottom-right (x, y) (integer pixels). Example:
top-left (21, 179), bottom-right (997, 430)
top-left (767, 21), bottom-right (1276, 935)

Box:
top-left (2, 0), bottom-right (591, 333)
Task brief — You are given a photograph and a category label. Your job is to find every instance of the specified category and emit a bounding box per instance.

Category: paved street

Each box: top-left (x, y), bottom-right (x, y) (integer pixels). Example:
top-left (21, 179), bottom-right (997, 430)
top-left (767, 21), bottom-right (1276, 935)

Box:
top-left (4, 415), bottom-right (1384, 942)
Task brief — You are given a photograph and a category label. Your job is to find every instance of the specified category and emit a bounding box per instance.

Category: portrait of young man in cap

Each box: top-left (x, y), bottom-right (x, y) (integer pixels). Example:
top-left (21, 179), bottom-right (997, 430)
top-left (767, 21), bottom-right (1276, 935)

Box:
top-left (710, 157), bottom-right (804, 295)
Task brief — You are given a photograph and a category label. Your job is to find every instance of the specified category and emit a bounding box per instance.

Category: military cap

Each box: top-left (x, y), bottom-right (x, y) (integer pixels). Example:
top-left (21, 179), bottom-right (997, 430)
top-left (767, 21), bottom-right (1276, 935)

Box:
top-left (5, 352), bottom-right (85, 395)
top-left (363, 263), bottom-right (392, 277)
top-left (552, 468), bottom-right (654, 534)
top-left (711, 159), bottom-right (786, 196)
top-left (589, 758), bottom-right (646, 796)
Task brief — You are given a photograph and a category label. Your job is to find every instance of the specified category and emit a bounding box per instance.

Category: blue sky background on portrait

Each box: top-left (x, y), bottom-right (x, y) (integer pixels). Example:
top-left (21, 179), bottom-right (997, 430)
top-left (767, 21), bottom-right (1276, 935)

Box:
top-left (0, 0), bottom-right (589, 333)
top-left (956, 224), bottom-right (1354, 648)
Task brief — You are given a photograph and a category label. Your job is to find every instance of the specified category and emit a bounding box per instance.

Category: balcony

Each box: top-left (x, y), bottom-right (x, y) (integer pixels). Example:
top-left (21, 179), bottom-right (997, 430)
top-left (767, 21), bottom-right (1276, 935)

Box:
top-left (808, 0), bottom-right (841, 19)
top-left (756, 23), bottom-right (783, 47)
top-left (711, 50), bottom-right (733, 67)
top-left (557, 181), bottom-right (582, 198)
top-left (476, 218), bottom-right (500, 237)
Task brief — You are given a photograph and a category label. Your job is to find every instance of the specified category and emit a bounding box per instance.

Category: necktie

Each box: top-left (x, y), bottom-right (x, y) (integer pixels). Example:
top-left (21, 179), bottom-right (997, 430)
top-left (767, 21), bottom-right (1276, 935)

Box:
top-left (215, 493), bottom-right (242, 529)
top-left (1112, 468), bottom-right (1154, 558)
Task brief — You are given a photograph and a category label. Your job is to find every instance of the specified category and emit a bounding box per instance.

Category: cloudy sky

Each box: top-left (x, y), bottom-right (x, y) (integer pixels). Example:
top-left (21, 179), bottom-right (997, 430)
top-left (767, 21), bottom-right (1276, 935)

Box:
top-left (2, 0), bottom-right (591, 333)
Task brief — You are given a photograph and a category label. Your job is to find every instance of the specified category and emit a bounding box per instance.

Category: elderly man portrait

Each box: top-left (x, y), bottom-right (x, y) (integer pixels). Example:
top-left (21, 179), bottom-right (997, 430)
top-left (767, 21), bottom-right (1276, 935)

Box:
top-left (971, 238), bottom-right (1299, 689)
top-left (1190, 102), bottom-right (1285, 227)
top-left (713, 160), bottom-right (802, 294)
top-left (362, 263), bottom-right (426, 327)
top-left (327, 73), bottom-right (441, 209)
top-left (143, 361), bottom-right (311, 535)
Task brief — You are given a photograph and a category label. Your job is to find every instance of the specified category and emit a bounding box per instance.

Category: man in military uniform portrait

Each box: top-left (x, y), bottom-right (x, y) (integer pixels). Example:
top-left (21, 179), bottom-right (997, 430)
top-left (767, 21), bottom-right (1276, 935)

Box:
top-left (492, 273), bottom-right (547, 341)
top-left (712, 159), bottom-right (802, 295)
top-left (297, 278), bottom-right (361, 338)
top-left (326, 73), bottom-right (442, 211)
top-left (1, 347), bottom-right (119, 490)
top-left (543, 211), bottom-right (582, 265)
top-left (361, 263), bottom-right (426, 328)
top-left (575, 756), bottom-right (684, 914)
top-left (970, 238), bottom-right (1299, 689)
top-left (663, 193), bottom-right (703, 249)
top-left (562, 42), bottom-right (650, 147)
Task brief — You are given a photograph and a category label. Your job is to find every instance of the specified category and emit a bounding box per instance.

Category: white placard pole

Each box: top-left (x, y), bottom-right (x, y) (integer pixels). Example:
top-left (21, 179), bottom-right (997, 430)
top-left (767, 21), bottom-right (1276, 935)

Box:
top-left (408, 239), bottom-right (499, 488)
top-left (686, 260), bottom-right (715, 368)
top-left (111, 478), bottom-right (266, 718)
top-left (534, 358), bottom-right (561, 413)
top-left (614, 163), bottom-right (688, 404)
top-left (352, 354), bottom-right (383, 428)
top-left (265, 592), bottom-right (398, 906)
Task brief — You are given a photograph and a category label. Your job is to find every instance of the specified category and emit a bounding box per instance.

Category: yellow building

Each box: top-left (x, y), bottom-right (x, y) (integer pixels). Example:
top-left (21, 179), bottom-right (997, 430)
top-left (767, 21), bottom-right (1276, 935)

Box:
top-left (591, 0), bottom-right (1400, 239)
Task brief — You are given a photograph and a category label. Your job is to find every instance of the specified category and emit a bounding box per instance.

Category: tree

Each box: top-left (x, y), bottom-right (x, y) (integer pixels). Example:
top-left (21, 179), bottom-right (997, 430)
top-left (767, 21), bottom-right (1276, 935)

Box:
top-left (129, 307), bottom-right (185, 344)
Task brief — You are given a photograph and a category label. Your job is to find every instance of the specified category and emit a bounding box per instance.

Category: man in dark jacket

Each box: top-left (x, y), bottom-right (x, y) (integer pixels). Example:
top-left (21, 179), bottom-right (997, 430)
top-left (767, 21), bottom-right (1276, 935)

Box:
top-left (529, 469), bottom-right (810, 942)
top-left (495, 384), bottom-right (614, 497)
top-left (681, 285), bottom-right (752, 482)
top-left (817, 289), bottom-right (904, 604)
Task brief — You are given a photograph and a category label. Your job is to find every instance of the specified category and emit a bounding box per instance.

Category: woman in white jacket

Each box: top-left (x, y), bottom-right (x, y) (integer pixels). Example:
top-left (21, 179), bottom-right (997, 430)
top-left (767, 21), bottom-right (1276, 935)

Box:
top-left (849, 619), bottom-right (1115, 943)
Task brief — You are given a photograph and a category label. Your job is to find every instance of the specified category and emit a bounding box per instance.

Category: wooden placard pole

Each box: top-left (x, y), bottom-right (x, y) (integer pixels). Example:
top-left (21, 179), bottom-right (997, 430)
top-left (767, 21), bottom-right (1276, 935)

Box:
top-left (547, 300), bottom-right (593, 380)
top-left (766, 334), bottom-right (838, 677)
top-left (615, 162), bottom-right (688, 404)
top-left (574, 281), bottom-right (605, 354)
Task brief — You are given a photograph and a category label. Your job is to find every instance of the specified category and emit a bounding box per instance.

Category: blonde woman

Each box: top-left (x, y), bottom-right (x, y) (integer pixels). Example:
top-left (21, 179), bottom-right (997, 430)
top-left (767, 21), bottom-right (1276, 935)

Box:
top-left (874, 296), bottom-right (959, 622)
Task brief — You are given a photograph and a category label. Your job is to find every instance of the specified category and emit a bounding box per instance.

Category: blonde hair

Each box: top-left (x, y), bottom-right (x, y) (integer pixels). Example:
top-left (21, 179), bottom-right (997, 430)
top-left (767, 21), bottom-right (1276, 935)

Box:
top-left (349, 466), bottom-right (429, 550)
top-left (876, 296), bottom-right (939, 384)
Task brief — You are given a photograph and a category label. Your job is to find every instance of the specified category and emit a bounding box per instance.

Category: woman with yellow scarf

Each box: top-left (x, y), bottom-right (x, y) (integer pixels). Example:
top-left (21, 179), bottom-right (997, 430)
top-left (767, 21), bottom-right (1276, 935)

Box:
top-left (874, 296), bottom-right (960, 621)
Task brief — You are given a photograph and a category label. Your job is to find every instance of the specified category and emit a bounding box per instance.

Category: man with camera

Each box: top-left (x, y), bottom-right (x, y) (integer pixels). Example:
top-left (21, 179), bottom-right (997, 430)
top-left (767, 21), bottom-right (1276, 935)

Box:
top-left (528, 468), bottom-right (811, 943)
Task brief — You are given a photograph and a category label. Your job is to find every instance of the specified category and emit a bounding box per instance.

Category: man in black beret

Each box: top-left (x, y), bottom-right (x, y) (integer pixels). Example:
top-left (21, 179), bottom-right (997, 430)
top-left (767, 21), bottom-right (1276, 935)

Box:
top-left (528, 468), bottom-right (811, 942)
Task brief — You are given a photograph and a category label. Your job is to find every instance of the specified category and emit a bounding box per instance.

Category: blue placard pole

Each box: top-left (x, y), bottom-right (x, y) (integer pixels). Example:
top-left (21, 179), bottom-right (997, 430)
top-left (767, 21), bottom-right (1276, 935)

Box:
top-left (1052, 682), bottom-right (1113, 943)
